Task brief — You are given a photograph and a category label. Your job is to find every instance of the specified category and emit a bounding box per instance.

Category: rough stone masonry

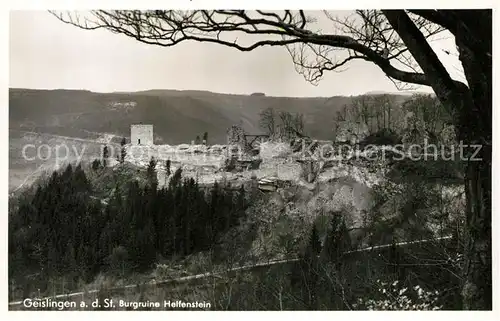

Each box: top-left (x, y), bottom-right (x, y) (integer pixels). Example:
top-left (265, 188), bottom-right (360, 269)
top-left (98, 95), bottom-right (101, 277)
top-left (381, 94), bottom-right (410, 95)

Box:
top-left (131, 124), bottom-right (154, 146)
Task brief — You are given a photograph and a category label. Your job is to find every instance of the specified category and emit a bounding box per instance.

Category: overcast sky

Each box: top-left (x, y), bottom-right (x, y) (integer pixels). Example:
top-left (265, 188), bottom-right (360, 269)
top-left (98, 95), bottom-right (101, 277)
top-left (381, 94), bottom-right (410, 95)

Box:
top-left (9, 10), bottom-right (464, 97)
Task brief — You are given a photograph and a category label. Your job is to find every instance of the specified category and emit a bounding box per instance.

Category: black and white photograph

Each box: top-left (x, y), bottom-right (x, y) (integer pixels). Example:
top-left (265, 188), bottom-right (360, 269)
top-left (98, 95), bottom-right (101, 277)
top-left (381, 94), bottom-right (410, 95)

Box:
top-left (5, 3), bottom-right (494, 314)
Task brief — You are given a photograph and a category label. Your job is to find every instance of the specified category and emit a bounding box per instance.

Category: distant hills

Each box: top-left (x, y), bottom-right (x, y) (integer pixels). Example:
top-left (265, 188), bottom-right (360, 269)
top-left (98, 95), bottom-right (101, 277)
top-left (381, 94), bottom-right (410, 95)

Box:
top-left (364, 90), bottom-right (433, 96)
top-left (9, 88), bottom-right (415, 144)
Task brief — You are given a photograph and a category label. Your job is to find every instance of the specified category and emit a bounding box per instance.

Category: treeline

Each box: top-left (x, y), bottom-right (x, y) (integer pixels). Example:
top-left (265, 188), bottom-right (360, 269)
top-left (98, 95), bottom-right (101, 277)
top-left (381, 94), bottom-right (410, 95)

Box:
top-left (332, 94), bottom-right (454, 146)
top-left (257, 94), bottom-right (453, 147)
top-left (8, 163), bottom-right (248, 295)
top-left (205, 213), bottom-right (461, 310)
top-left (259, 108), bottom-right (305, 139)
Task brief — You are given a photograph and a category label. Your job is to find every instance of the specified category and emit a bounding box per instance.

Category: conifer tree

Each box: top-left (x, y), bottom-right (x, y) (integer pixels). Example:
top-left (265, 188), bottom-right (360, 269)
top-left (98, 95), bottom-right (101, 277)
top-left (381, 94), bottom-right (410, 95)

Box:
top-left (102, 145), bottom-right (109, 167)
top-left (296, 224), bottom-right (322, 310)
top-left (165, 159), bottom-right (171, 177)
top-left (307, 224), bottom-right (322, 258)
top-left (323, 213), bottom-right (351, 262)
top-left (10, 156), bottom-right (251, 297)
top-left (120, 137), bottom-right (127, 163)
top-left (91, 159), bottom-right (101, 171)
top-left (146, 157), bottom-right (158, 188)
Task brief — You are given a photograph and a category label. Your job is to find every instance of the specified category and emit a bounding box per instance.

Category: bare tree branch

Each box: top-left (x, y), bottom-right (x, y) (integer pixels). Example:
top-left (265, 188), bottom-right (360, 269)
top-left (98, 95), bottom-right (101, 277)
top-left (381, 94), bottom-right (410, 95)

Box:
top-left (51, 10), bottom-right (445, 88)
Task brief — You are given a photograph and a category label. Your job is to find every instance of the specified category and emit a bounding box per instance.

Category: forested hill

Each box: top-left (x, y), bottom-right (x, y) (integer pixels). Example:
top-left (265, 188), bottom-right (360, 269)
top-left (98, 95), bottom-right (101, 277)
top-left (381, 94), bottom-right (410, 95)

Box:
top-left (9, 88), bottom-right (411, 144)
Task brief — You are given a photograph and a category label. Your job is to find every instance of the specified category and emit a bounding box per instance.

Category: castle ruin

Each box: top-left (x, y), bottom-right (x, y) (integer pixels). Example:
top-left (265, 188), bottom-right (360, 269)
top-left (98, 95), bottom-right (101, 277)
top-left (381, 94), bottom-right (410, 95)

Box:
top-left (131, 124), bottom-right (154, 145)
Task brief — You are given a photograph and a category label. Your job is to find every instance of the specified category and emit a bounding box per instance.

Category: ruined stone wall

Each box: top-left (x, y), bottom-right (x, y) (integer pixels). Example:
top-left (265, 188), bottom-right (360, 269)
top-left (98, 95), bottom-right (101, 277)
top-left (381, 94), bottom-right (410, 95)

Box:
top-left (226, 125), bottom-right (246, 146)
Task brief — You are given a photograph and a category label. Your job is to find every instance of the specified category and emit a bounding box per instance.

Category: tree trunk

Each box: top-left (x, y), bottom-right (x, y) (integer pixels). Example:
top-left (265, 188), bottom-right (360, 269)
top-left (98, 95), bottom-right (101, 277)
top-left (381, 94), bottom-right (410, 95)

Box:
top-left (457, 30), bottom-right (492, 310)
top-left (457, 38), bottom-right (492, 310)
top-left (444, 80), bottom-right (491, 310)
top-left (382, 11), bottom-right (492, 309)
top-left (462, 149), bottom-right (491, 310)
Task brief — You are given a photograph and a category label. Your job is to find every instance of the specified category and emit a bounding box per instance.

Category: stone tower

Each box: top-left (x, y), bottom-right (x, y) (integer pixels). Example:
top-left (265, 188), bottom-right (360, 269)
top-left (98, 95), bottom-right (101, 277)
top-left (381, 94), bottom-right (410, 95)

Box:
top-left (131, 124), bottom-right (154, 145)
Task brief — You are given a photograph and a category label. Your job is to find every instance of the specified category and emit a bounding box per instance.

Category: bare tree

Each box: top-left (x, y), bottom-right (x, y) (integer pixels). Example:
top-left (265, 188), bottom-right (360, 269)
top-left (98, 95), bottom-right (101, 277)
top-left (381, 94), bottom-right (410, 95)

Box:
top-left (259, 107), bottom-right (276, 137)
top-left (293, 113), bottom-right (305, 136)
top-left (403, 94), bottom-right (452, 142)
top-left (278, 111), bottom-right (294, 139)
top-left (350, 95), bottom-right (375, 133)
top-left (371, 94), bottom-right (400, 132)
top-left (332, 105), bottom-right (348, 142)
top-left (51, 10), bottom-right (491, 310)
top-left (276, 111), bottom-right (304, 139)
top-left (345, 94), bottom-right (400, 136)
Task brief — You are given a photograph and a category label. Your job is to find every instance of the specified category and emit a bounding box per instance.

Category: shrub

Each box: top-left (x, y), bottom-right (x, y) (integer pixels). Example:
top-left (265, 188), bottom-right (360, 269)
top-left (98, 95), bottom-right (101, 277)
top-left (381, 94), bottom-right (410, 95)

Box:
top-left (223, 156), bottom-right (237, 172)
top-left (359, 129), bottom-right (402, 147)
top-left (91, 159), bottom-right (101, 171)
top-left (352, 279), bottom-right (442, 310)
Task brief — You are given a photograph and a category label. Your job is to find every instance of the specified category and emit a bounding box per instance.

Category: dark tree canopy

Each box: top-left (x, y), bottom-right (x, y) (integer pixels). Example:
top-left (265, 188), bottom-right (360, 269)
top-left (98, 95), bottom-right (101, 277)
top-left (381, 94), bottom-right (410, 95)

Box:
top-left (9, 163), bottom-right (249, 298)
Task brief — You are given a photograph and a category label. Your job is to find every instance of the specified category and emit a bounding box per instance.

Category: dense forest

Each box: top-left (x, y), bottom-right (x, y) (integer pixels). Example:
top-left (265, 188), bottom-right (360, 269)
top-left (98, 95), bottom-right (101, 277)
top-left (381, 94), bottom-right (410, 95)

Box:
top-left (8, 161), bottom-right (249, 298)
top-left (8, 158), bottom-right (462, 309)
